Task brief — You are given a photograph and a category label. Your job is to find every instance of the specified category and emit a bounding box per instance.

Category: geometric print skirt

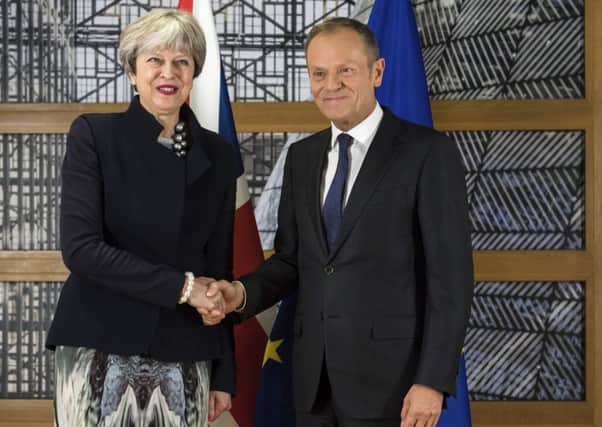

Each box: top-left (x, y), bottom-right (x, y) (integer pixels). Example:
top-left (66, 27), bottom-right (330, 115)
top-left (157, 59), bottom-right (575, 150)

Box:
top-left (53, 346), bottom-right (209, 427)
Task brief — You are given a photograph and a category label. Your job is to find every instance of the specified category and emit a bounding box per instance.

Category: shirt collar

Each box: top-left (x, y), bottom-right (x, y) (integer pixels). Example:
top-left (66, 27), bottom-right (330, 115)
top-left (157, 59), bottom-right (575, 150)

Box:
top-left (330, 103), bottom-right (384, 148)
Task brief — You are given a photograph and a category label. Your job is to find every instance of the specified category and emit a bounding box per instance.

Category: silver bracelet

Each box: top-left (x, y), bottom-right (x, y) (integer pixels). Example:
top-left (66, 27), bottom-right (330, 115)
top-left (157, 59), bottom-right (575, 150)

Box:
top-left (179, 271), bottom-right (195, 304)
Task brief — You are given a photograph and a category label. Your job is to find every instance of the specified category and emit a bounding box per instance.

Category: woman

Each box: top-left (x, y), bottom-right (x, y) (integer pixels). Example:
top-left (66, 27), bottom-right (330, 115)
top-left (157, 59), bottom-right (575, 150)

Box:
top-left (47, 9), bottom-right (236, 426)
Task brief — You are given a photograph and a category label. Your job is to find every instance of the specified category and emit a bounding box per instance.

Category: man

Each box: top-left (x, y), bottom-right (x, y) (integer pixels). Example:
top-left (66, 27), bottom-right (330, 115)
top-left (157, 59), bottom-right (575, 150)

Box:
top-left (203, 17), bottom-right (473, 427)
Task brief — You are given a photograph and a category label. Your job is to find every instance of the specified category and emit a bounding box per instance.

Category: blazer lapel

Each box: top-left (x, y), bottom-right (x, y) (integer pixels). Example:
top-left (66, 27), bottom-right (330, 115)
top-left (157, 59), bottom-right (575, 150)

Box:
top-left (124, 97), bottom-right (212, 186)
top-left (183, 108), bottom-right (212, 185)
top-left (121, 98), bottom-right (212, 258)
top-left (307, 130), bottom-right (331, 259)
top-left (327, 111), bottom-right (405, 261)
top-left (122, 97), bottom-right (186, 256)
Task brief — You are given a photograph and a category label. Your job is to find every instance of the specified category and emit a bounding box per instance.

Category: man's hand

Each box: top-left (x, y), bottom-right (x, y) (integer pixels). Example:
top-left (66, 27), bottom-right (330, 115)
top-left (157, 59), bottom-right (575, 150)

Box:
top-left (400, 384), bottom-right (443, 427)
top-left (209, 280), bottom-right (244, 313)
top-left (208, 390), bottom-right (232, 422)
top-left (187, 276), bottom-right (225, 324)
top-left (199, 280), bottom-right (244, 325)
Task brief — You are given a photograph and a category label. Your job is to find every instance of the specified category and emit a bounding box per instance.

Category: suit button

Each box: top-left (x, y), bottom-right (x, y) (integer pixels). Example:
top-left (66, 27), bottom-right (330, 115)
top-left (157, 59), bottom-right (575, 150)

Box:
top-left (324, 265), bottom-right (334, 275)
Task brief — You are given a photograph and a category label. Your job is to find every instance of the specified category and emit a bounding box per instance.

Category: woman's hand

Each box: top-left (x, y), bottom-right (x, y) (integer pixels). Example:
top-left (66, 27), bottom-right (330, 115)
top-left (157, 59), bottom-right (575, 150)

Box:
top-left (187, 277), bottom-right (226, 324)
top-left (208, 390), bottom-right (232, 422)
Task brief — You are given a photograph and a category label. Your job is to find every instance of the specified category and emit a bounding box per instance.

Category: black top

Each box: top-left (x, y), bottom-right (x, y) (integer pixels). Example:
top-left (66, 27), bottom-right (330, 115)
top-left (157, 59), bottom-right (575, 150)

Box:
top-left (46, 97), bottom-right (237, 393)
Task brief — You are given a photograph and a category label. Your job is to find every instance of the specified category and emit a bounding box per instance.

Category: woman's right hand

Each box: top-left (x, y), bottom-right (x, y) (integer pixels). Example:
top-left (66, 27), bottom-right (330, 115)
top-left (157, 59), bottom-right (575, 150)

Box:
top-left (208, 390), bottom-right (232, 421)
top-left (187, 277), bottom-right (226, 324)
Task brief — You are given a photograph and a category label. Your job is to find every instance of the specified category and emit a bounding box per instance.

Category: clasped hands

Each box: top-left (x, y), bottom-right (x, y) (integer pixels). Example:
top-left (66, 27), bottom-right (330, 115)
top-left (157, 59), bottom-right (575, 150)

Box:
top-left (185, 277), bottom-right (242, 325)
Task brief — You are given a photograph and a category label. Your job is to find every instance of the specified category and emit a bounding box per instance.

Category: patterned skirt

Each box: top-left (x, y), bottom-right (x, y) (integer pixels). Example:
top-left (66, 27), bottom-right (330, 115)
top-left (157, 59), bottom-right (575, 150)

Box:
top-left (53, 346), bottom-right (210, 427)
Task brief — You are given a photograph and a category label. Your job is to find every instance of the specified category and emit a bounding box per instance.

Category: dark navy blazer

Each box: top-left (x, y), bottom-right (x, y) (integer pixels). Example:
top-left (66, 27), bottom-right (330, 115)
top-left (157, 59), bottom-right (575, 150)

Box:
top-left (46, 96), bottom-right (237, 393)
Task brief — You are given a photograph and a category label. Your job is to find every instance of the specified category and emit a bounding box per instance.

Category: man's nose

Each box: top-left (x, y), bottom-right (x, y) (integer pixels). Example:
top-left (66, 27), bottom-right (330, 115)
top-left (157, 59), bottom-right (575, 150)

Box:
top-left (325, 73), bottom-right (342, 90)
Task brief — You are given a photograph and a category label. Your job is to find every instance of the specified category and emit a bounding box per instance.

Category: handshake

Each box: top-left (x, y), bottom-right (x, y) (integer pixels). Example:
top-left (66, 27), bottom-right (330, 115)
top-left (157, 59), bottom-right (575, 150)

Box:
top-left (185, 277), bottom-right (246, 325)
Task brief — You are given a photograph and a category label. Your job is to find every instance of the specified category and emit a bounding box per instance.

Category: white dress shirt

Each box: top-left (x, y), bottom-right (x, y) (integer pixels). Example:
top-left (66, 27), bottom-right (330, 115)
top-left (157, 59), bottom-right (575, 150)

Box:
top-left (321, 103), bottom-right (384, 207)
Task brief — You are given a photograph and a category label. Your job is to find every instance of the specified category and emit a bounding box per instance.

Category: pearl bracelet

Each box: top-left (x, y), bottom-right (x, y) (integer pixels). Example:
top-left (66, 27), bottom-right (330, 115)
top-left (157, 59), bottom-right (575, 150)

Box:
top-left (179, 271), bottom-right (195, 304)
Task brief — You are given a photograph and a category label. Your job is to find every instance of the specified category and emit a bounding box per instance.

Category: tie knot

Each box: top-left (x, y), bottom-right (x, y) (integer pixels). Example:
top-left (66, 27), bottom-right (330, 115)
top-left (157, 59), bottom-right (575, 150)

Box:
top-left (337, 133), bottom-right (352, 149)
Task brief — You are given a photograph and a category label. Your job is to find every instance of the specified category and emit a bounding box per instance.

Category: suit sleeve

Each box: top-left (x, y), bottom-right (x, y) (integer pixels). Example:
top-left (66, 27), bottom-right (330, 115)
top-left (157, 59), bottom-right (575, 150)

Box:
top-left (239, 146), bottom-right (299, 318)
top-left (413, 135), bottom-right (474, 396)
top-left (60, 116), bottom-right (184, 308)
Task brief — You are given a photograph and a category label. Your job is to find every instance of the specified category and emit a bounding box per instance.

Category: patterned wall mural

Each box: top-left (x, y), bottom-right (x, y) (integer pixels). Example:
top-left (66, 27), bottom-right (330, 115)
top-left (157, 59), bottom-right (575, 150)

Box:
top-left (0, 281), bottom-right (62, 397)
top-left (416, 0), bottom-right (584, 99)
top-left (0, 0), bottom-right (586, 402)
top-left (467, 281), bottom-right (584, 400)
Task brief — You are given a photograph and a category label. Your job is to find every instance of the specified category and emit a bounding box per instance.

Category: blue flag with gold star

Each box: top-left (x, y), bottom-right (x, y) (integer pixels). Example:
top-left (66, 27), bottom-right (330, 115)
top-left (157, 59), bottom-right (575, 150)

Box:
top-left (253, 294), bottom-right (297, 426)
top-left (368, 1), bottom-right (472, 426)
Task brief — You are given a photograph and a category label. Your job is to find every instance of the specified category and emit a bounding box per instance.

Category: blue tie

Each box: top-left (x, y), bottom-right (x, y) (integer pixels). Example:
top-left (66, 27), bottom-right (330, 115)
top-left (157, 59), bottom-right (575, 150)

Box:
top-left (323, 133), bottom-right (352, 251)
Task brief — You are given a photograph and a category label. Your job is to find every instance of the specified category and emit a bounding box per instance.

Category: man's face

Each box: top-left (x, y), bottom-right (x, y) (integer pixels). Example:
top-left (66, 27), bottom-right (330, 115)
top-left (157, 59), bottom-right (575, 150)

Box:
top-left (306, 29), bottom-right (384, 131)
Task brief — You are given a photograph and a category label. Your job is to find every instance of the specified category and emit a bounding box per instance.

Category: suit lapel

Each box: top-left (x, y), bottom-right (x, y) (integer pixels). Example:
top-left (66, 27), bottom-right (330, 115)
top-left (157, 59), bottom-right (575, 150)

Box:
top-left (327, 111), bottom-right (405, 261)
top-left (307, 130), bottom-right (331, 259)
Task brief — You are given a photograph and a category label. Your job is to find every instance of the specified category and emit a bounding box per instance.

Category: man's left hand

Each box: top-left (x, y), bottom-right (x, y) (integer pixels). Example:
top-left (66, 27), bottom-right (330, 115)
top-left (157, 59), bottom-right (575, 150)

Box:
top-left (400, 384), bottom-right (443, 427)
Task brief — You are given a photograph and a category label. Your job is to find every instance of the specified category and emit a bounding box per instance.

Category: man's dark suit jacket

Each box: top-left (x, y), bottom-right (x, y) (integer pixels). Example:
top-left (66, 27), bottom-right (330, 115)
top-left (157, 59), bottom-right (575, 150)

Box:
top-left (240, 109), bottom-right (474, 418)
top-left (46, 97), bottom-right (237, 393)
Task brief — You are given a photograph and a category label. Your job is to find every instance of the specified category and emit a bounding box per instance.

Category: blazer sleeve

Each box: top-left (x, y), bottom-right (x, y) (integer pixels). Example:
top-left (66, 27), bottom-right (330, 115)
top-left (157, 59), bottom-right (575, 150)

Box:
top-left (239, 146), bottom-right (300, 318)
top-left (210, 316), bottom-right (237, 394)
top-left (60, 116), bottom-right (184, 308)
top-left (204, 143), bottom-right (235, 282)
top-left (205, 144), bottom-right (237, 395)
top-left (412, 135), bottom-right (474, 396)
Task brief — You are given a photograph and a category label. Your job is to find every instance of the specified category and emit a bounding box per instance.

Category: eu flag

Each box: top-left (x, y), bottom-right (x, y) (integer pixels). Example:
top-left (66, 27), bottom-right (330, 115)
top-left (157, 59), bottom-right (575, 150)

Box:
top-left (368, 1), bottom-right (472, 426)
top-left (253, 294), bottom-right (297, 426)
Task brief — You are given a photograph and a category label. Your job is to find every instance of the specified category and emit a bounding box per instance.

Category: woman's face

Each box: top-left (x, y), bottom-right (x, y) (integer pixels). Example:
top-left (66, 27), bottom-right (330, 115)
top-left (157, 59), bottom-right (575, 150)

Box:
top-left (129, 48), bottom-right (195, 120)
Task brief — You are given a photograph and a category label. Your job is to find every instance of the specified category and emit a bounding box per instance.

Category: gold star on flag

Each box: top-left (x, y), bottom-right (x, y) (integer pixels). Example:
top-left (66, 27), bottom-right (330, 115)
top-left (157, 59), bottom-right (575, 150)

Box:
top-left (262, 338), bottom-right (284, 367)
